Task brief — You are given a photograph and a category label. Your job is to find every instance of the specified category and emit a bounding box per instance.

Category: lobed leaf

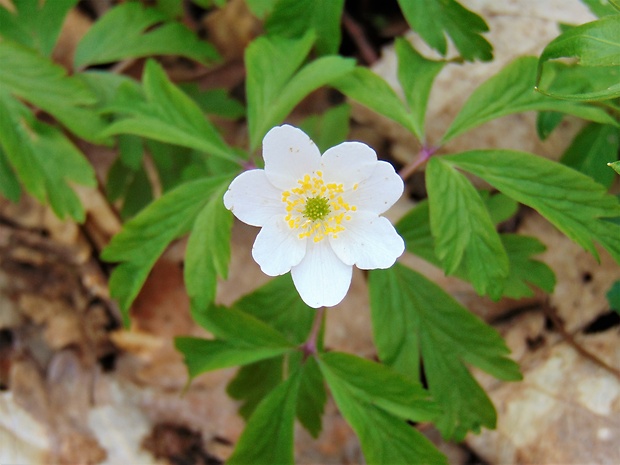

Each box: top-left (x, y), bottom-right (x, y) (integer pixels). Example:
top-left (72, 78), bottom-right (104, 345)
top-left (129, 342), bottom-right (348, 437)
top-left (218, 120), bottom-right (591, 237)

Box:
top-left (369, 264), bottom-right (522, 439)
top-left (426, 158), bottom-right (509, 299)
top-left (296, 356), bottom-right (327, 438)
top-left (397, 0), bottom-right (492, 61)
top-left (442, 56), bottom-right (617, 143)
top-left (102, 60), bottom-right (237, 161)
top-left (74, 2), bottom-right (219, 68)
top-left (444, 149), bottom-right (620, 263)
top-left (0, 145), bottom-right (21, 202)
top-left (319, 352), bottom-right (446, 465)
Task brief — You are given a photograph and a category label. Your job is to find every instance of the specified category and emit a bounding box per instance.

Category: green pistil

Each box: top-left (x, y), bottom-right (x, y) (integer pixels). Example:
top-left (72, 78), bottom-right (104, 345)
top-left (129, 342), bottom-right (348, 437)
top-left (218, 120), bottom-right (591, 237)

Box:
top-left (303, 196), bottom-right (330, 221)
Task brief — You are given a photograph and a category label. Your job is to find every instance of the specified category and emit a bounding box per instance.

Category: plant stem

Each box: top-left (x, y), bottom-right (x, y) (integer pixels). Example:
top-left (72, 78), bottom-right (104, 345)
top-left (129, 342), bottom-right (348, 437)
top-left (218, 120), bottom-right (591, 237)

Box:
top-left (300, 306), bottom-right (325, 359)
top-left (399, 145), bottom-right (437, 181)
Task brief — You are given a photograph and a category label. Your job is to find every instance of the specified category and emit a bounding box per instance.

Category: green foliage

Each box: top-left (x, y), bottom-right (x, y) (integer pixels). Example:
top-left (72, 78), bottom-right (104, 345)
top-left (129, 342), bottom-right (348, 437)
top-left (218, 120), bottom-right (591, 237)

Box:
top-left (227, 358), bottom-right (284, 419)
top-left (296, 356), bottom-right (327, 438)
top-left (581, 0), bottom-right (620, 17)
top-left (369, 264), bottom-right (522, 440)
top-left (561, 123), bottom-right (619, 188)
top-left (318, 352), bottom-right (447, 464)
top-left (397, 0), bottom-right (492, 61)
top-left (609, 160), bottom-right (620, 174)
top-left (245, 33), bottom-right (355, 149)
top-left (444, 150), bottom-right (620, 263)
top-left (536, 15), bottom-right (620, 100)
top-left (426, 157), bottom-right (509, 299)
top-left (299, 104), bottom-right (351, 152)
top-left (102, 60), bottom-right (237, 161)
top-left (607, 281), bottom-right (620, 313)
top-left (265, 0), bottom-right (345, 55)
top-left (101, 176), bottom-right (233, 325)
top-left (0, 0), bottom-right (78, 56)
top-left (442, 56), bottom-right (617, 143)
top-left (74, 2), bottom-right (219, 69)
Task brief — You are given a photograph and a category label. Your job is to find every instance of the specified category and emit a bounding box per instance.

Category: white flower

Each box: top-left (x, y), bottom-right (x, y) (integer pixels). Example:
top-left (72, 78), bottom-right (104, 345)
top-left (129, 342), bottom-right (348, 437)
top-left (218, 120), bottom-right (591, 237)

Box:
top-left (223, 125), bottom-right (405, 308)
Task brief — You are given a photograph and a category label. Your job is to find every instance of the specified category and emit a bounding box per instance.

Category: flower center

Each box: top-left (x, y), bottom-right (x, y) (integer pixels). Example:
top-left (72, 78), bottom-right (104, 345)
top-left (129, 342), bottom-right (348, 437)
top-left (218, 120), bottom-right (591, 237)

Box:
top-left (303, 196), bottom-right (330, 221)
top-left (281, 171), bottom-right (357, 243)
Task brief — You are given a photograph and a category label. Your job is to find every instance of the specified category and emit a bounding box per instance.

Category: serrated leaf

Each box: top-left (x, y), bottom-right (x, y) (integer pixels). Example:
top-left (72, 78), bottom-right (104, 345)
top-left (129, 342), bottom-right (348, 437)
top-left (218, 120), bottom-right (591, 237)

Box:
top-left (0, 92), bottom-right (95, 221)
top-left (0, 0), bottom-right (78, 56)
top-left (185, 183), bottom-right (233, 312)
top-left (175, 337), bottom-right (291, 379)
top-left (426, 157), bottom-right (509, 299)
top-left (444, 149), bottom-right (620, 263)
top-left (332, 67), bottom-right (417, 135)
top-left (74, 2), bottom-right (219, 68)
top-left (299, 104), bottom-right (351, 153)
top-left (245, 34), bottom-right (355, 149)
top-left (265, 0), bottom-right (345, 55)
top-left (398, 0), bottom-right (492, 62)
top-left (102, 176), bottom-right (232, 325)
top-left (561, 123), bottom-right (619, 188)
top-left (501, 234), bottom-right (556, 298)
top-left (536, 15), bottom-right (620, 100)
top-left (395, 38), bottom-right (445, 141)
top-left (0, 40), bottom-right (108, 142)
top-left (102, 60), bottom-right (237, 162)
top-left (227, 357), bottom-right (284, 419)
top-left (319, 352), bottom-right (446, 465)
top-left (442, 57), bottom-right (617, 143)
top-left (296, 356), bottom-right (327, 438)
top-left (227, 371), bottom-right (300, 465)
top-left (609, 160), bottom-right (620, 174)
top-left (232, 275), bottom-right (315, 344)
top-left (0, 145), bottom-right (21, 202)
top-left (369, 264), bottom-right (522, 440)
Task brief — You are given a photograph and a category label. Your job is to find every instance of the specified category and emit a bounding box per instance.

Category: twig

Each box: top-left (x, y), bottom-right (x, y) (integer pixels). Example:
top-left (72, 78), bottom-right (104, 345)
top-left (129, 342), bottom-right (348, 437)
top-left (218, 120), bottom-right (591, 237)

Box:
top-left (541, 303), bottom-right (620, 380)
top-left (342, 12), bottom-right (378, 65)
top-left (399, 145), bottom-right (437, 181)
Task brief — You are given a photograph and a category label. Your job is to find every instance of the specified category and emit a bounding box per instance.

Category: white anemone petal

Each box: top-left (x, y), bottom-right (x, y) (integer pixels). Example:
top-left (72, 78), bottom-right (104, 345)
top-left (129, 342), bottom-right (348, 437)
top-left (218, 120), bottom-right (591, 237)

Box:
top-left (263, 125), bottom-right (321, 189)
top-left (320, 141), bottom-right (377, 186)
top-left (330, 212), bottom-right (404, 269)
top-left (344, 161), bottom-right (403, 215)
top-left (223, 170), bottom-right (283, 227)
top-left (291, 240), bottom-right (352, 308)
top-left (252, 219), bottom-right (307, 276)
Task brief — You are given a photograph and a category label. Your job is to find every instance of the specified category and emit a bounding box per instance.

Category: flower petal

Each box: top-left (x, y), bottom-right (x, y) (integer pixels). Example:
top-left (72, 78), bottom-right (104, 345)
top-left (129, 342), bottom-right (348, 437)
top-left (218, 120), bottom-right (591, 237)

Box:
top-left (320, 141), bottom-right (378, 186)
top-left (223, 170), bottom-right (283, 227)
top-left (330, 212), bottom-right (404, 269)
top-left (263, 125), bottom-right (321, 189)
top-left (291, 240), bottom-right (352, 308)
top-left (344, 161), bottom-right (403, 214)
top-left (252, 220), bottom-right (307, 276)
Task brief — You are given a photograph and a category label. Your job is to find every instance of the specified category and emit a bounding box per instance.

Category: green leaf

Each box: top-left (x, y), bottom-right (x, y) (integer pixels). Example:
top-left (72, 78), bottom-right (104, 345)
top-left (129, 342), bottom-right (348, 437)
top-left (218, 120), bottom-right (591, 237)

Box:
top-left (245, 34), bottom-right (355, 149)
top-left (319, 352), bottom-right (446, 465)
top-left (426, 157), bottom-right (509, 299)
top-left (102, 176), bottom-right (232, 325)
top-left (369, 264), bottom-right (522, 440)
top-left (265, 0), bottom-right (345, 55)
top-left (227, 357), bottom-right (284, 419)
top-left (232, 275), bottom-right (315, 344)
top-left (184, 183), bottom-right (233, 312)
top-left (102, 60), bottom-right (237, 162)
top-left (0, 0), bottom-right (78, 56)
top-left (119, 166), bottom-right (153, 219)
top-left (296, 356), bottom-right (327, 438)
top-left (0, 145), bottom-right (21, 202)
top-left (180, 84), bottom-right (245, 119)
top-left (501, 234), bottom-right (556, 298)
top-left (561, 123), bottom-right (619, 188)
top-left (536, 15), bottom-right (620, 100)
top-left (444, 149), bottom-right (620, 263)
top-left (607, 280), bottom-right (620, 313)
top-left (74, 2), bottom-right (219, 68)
top-left (395, 38), bottom-right (446, 141)
top-left (609, 160), bottom-right (620, 174)
top-left (332, 67), bottom-right (417, 135)
top-left (175, 337), bottom-right (291, 379)
top-left (299, 104), bottom-right (351, 153)
top-left (0, 92), bottom-right (95, 221)
top-left (228, 371), bottom-right (301, 465)
top-left (398, 0), bottom-right (492, 61)
top-left (536, 111), bottom-right (565, 140)
top-left (481, 191), bottom-right (519, 225)
top-left (0, 40), bottom-right (108, 142)
top-left (442, 56), bottom-right (618, 143)
top-left (581, 0), bottom-right (620, 17)
top-left (245, 0), bottom-right (279, 17)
